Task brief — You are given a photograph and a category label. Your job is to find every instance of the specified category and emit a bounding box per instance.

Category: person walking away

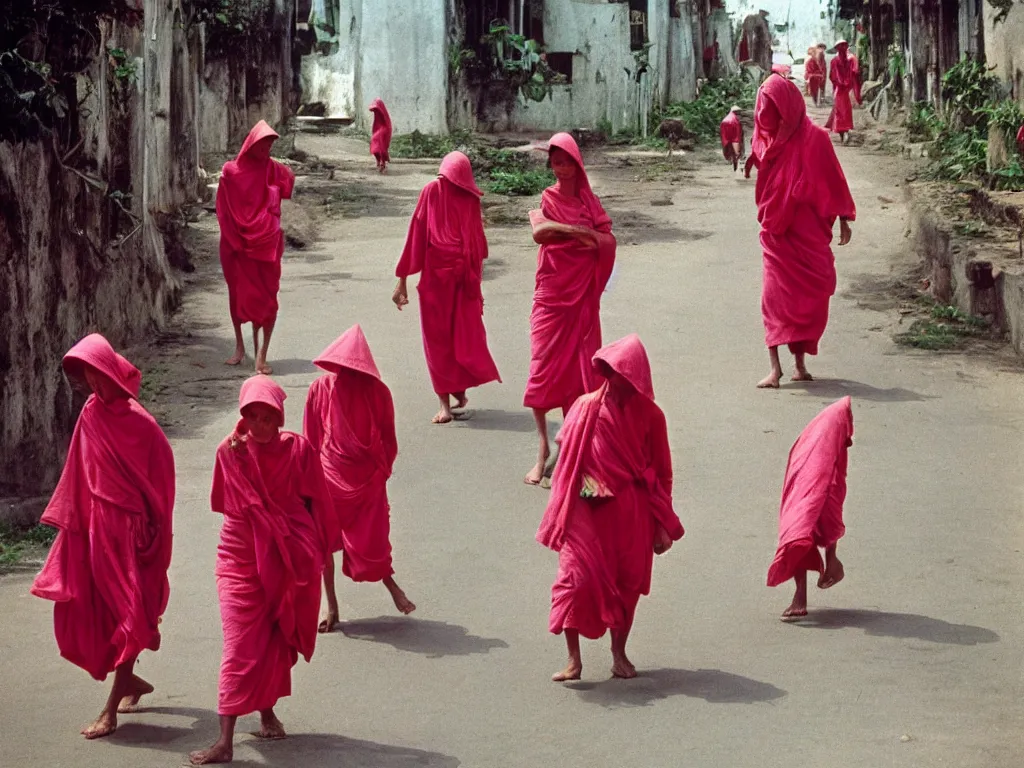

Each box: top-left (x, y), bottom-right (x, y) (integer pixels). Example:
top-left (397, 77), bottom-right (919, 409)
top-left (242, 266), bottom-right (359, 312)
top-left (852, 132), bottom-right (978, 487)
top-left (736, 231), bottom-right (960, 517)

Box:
top-left (32, 334), bottom-right (175, 739)
top-left (825, 41), bottom-right (861, 143)
top-left (745, 75), bottom-right (856, 388)
top-left (804, 46), bottom-right (825, 105)
top-left (720, 106), bottom-right (745, 171)
top-left (369, 99), bottom-right (393, 174)
top-left (216, 120), bottom-right (295, 374)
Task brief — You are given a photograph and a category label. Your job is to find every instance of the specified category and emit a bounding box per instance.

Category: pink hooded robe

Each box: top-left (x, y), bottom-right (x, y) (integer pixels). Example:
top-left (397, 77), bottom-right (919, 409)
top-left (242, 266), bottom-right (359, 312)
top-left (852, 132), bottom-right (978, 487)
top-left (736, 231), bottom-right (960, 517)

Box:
top-left (524, 133), bottom-right (616, 412)
top-left (804, 54), bottom-right (825, 101)
top-left (720, 111), bottom-right (744, 159)
top-left (751, 75), bottom-right (856, 355)
top-left (31, 334), bottom-right (175, 681)
top-left (216, 120), bottom-right (296, 328)
top-left (211, 376), bottom-right (327, 717)
top-left (369, 99), bottom-right (393, 164)
top-left (826, 44), bottom-right (861, 133)
top-left (537, 335), bottom-right (684, 639)
top-left (767, 397), bottom-right (853, 586)
top-left (304, 326), bottom-right (398, 582)
top-left (396, 151), bottom-right (502, 396)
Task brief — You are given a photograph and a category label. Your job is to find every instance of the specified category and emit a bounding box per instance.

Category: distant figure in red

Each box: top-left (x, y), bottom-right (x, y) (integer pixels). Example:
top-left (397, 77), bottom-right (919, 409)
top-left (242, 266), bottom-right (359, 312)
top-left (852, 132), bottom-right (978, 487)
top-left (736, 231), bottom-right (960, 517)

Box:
top-left (745, 75), bottom-right (856, 388)
top-left (304, 325), bottom-right (415, 633)
top-left (537, 334), bottom-right (684, 681)
top-left (768, 397), bottom-right (853, 621)
top-left (1016, 123), bottom-right (1024, 155)
top-left (524, 132), bottom-right (616, 485)
top-left (32, 334), bottom-right (175, 739)
top-left (804, 46), bottom-right (825, 105)
top-left (720, 106), bottom-right (745, 171)
top-left (217, 120), bottom-right (295, 375)
top-left (825, 41), bottom-right (861, 143)
top-left (394, 151), bottom-right (501, 424)
top-left (369, 99), bottom-right (393, 174)
top-left (189, 376), bottom-right (327, 766)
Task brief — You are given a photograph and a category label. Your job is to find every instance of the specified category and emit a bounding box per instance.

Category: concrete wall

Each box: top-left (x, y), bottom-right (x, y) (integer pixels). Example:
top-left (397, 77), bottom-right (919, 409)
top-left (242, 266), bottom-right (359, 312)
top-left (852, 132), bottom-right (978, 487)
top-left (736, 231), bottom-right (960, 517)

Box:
top-left (733, 0), bottom-right (834, 58)
top-left (984, 2), bottom-right (1024, 107)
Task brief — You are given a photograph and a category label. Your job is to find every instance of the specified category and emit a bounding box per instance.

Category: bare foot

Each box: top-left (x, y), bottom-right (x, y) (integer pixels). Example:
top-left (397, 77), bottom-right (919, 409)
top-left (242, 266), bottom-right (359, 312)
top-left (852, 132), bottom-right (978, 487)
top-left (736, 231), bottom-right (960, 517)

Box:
top-left (453, 392), bottom-right (469, 409)
top-left (189, 742), bottom-right (233, 765)
top-left (318, 609), bottom-right (339, 634)
top-left (117, 674), bottom-right (154, 713)
top-left (757, 372), bottom-right (782, 389)
top-left (225, 350), bottom-right (244, 366)
top-left (524, 461), bottom-right (546, 485)
top-left (81, 711), bottom-right (116, 739)
top-left (389, 588), bottom-right (416, 615)
top-left (611, 655), bottom-right (637, 679)
top-left (791, 370), bottom-right (814, 382)
top-left (780, 603), bottom-right (809, 622)
top-left (817, 557), bottom-right (845, 589)
top-left (257, 712), bottom-right (286, 740)
top-left (432, 410), bottom-right (453, 424)
top-left (552, 661), bottom-right (582, 682)
top-left (256, 361), bottom-right (273, 375)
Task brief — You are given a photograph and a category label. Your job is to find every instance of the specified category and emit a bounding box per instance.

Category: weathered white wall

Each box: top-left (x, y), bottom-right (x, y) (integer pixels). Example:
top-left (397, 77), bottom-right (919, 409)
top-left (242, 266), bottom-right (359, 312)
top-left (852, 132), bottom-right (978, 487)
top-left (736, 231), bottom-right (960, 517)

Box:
top-left (299, 0), bottom-right (360, 118)
top-left (667, 3), bottom-right (698, 102)
top-left (733, 0), bottom-right (834, 58)
top-left (984, 2), bottom-right (1024, 107)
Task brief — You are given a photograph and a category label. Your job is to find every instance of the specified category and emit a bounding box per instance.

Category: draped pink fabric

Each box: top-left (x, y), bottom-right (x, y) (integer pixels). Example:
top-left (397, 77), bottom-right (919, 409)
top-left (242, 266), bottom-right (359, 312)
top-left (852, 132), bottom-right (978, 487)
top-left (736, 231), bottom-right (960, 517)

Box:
top-left (524, 133), bottom-right (616, 412)
top-left (1016, 124), bottom-right (1024, 155)
top-left (211, 376), bottom-right (327, 717)
top-left (804, 55), bottom-right (825, 100)
top-left (304, 326), bottom-right (398, 582)
top-left (767, 397), bottom-right (853, 586)
top-left (396, 152), bottom-right (501, 396)
top-left (751, 75), bottom-right (856, 355)
top-left (720, 112), bottom-right (744, 158)
top-left (537, 335), bottom-right (683, 639)
top-left (369, 99), bottom-right (393, 163)
top-left (826, 46), bottom-right (860, 133)
top-left (216, 121), bottom-right (296, 328)
top-left (32, 334), bottom-right (175, 681)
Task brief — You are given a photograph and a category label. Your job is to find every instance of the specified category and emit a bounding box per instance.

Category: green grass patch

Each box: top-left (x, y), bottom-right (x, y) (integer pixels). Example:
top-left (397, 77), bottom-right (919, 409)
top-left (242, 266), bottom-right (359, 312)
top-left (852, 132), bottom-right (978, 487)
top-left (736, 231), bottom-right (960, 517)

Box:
top-left (894, 304), bottom-right (990, 350)
top-left (0, 522), bottom-right (56, 567)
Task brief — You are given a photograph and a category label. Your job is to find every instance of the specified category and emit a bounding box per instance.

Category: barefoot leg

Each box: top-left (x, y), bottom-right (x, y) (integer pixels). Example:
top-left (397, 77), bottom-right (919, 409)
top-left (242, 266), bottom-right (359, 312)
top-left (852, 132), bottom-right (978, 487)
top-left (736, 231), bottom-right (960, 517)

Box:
top-left (552, 630), bottom-right (582, 681)
top-left (384, 575), bottom-right (416, 614)
top-left (82, 658), bottom-right (137, 738)
top-left (610, 601), bottom-right (638, 679)
top-left (319, 555), bottom-right (340, 633)
top-left (226, 321), bottom-right (245, 366)
top-left (453, 391), bottom-right (468, 410)
top-left (432, 394), bottom-right (454, 424)
top-left (257, 708), bottom-right (286, 739)
top-left (818, 544), bottom-right (845, 589)
top-left (757, 346), bottom-right (783, 389)
top-left (189, 715), bottom-right (236, 764)
top-left (117, 673), bottom-right (155, 713)
top-left (791, 349), bottom-right (814, 382)
top-left (525, 408), bottom-right (550, 485)
top-left (255, 320), bottom-right (275, 375)
top-left (781, 570), bottom-right (809, 621)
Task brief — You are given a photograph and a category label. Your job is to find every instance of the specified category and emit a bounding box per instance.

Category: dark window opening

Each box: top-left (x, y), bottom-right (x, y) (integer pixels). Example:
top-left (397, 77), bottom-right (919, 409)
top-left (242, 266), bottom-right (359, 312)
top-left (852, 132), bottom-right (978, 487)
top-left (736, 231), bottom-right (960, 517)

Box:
top-left (464, 1), bottom-right (545, 50)
top-left (670, 0), bottom-right (681, 19)
top-left (545, 52), bottom-right (574, 83)
top-left (628, 0), bottom-right (649, 50)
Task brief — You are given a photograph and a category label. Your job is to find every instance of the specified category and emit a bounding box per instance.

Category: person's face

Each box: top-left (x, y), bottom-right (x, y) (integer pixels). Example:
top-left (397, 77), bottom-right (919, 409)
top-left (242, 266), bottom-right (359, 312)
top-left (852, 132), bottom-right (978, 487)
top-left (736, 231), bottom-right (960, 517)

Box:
top-left (83, 365), bottom-right (124, 403)
top-left (247, 136), bottom-right (274, 161)
top-left (607, 371), bottom-right (636, 404)
top-left (836, 44), bottom-right (849, 58)
top-left (758, 96), bottom-right (782, 137)
top-left (548, 147), bottom-right (578, 181)
top-left (242, 403), bottom-right (281, 443)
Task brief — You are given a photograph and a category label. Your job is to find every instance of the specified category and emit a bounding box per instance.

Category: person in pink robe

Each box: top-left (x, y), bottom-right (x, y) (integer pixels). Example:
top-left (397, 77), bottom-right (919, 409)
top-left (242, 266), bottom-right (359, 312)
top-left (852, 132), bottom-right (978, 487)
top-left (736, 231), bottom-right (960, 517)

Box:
top-left (393, 151), bottom-right (501, 424)
top-left (825, 41), bottom-right (861, 143)
top-left (720, 106), bottom-right (745, 171)
top-left (304, 325), bottom-right (416, 632)
top-left (768, 397), bottom-right (853, 621)
top-left (189, 376), bottom-right (327, 766)
top-left (804, 46), bottom-right (825, 105)
top-left (745, 75), bottom-right (856, 389)
top-left (524, 132), bottom-right (616, 485)
top-left (31, 333), bottom-right (175, 739)
top-left (369, 98), bottom-right (393, 174)
top-left (216, 120), bottom-right (296, 374)
top-left (537, 334), bottom-right (684, 682)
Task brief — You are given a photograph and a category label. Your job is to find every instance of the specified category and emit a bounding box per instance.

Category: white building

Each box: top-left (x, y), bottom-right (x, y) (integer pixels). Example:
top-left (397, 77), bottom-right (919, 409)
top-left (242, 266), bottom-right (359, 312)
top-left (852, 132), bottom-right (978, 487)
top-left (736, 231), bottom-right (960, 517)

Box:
top-left (731, 0), bottom-right (836, 60)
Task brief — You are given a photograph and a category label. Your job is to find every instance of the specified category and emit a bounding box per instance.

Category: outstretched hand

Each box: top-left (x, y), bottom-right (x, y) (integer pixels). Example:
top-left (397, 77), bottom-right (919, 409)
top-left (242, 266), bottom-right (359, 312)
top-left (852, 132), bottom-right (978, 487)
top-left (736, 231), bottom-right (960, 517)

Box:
top-left (839, 219), bottom-right (853, 246)
top-left (392, 284), bottom-right (409, 311)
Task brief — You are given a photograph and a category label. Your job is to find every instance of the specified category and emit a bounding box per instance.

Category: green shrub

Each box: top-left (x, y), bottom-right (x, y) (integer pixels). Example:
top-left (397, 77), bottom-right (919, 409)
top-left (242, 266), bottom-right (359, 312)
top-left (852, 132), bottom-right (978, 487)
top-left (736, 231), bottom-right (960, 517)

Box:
top-left (654, 75), bottom-right (758, 143)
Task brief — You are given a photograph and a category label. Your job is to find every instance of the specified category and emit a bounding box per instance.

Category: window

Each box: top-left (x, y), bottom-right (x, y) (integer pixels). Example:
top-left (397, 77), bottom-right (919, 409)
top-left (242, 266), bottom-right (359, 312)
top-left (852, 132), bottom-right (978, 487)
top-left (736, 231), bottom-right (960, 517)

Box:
top-left (629, 0), bottom-right (648, 50)
top-left (670, 0), bottom-right (682, 19)
top-left (464, 0), bottom-right (544, 47)
top-left (545, 52), bottom-right (574, 83)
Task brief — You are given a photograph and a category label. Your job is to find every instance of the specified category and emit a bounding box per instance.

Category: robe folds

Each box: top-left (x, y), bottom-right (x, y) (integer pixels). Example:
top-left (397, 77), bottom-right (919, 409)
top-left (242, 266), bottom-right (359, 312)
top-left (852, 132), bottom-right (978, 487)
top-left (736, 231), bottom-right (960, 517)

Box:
top-left (32, 334), bottom-right (175, 681)
top-left (804, 55), bottom-right (825, 101)
top-left (751, 75), bottom-right (857, 355)
top-left (369, 99), bottom-right (393, 164)
top-left (216, 120), bottom-right (295, 328)
top-left (537, 335), bottom-right (683, 639)
top-left (524, 132), bottom-right (616, 412)
top-left (767, 397), bottom-right (853, 586)
top-left (211, 376), bottom-right (327, 717)
top-left (396, 151), bottom-right (501, 396)
top-left (720, 112), bottom-right (744, 159)
top-left (305, 325), bottom-right (398, 583)
top-left (826, 51), bottom-right (860, 134)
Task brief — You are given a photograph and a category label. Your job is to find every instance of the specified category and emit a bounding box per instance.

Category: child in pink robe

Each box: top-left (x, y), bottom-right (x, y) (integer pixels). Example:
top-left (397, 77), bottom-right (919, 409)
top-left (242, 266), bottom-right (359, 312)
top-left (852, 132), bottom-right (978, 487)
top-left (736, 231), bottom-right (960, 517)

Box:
top-left (189, 376), bottom-right (328, 766)
top-left (537, 334), bottom-right (683, 682)
top-left (720, 106), bottom-right (745, 171)
top-left (768, 397), bottom-right (854, 621)
top-left (216, 120), bottom-right (296, 375)
top-left (745, 75), bottom-right (856, 389)
top-left (369, 98), bottom-right (393, 173)
top-left (32, 334), bottom-right (175, 739)
top-left (393, 151), bottom-right (501, 424)
top-left (524, 132), bottom-right (616, 485)
top-left (304, 325), bottom-right (415, 632)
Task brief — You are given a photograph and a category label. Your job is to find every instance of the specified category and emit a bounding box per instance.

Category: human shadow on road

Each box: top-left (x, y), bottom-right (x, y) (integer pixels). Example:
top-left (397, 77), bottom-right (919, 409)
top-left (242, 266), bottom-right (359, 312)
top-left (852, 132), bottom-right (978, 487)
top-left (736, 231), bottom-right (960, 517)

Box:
top-left (454, 408), bottom-right (539, 433)
top-left (263, 357), bottom-right (318, 376)
top-left (248, 732), bottom-right (461, 767)
top-left (104, 706), bottom-right (215, 751)
top-left (783, 377), bottom-right (930, 402)
top-left (567, 667), bottom-right (787, 708)
top-left (340, 616), bottom-right (509, 658)
top-left (792, 608), bottom-right (1000, 645)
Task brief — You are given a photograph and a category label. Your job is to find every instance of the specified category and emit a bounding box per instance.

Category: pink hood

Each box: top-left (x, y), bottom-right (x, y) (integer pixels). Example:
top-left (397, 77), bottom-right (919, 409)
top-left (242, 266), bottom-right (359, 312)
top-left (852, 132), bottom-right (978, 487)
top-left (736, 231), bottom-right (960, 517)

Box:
top-left (313, 325), bottom-right (383, 382)
top-left (239, 375), bottom-right (287, 422)
top-left (63, 333), bottom-right (141, 400)
top-left (593, 333), bottom-right (655, 402)
top-left (438, 151), bottom-right (483, 198)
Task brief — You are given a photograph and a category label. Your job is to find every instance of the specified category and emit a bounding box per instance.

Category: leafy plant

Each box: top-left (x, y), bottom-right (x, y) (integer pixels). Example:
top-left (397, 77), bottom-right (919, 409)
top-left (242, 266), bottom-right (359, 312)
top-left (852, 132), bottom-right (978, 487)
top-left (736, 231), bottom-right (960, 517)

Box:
top-left (655, 75), bottom-right (758, 143)
top-left (987, 98), bottom-right (1024, 152)
top-left (486, 168), bottom-right (553, 195)
top-left (107, 46), bottom-right (137, 83)
top-left (905, 101), bottom-right (941, 141)
top-left (475, 19), bottom-right (564, 103)
top-left (0, 523), bottom-right (57, 567)
top-left (941, 57), bottom-right (999, 130)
